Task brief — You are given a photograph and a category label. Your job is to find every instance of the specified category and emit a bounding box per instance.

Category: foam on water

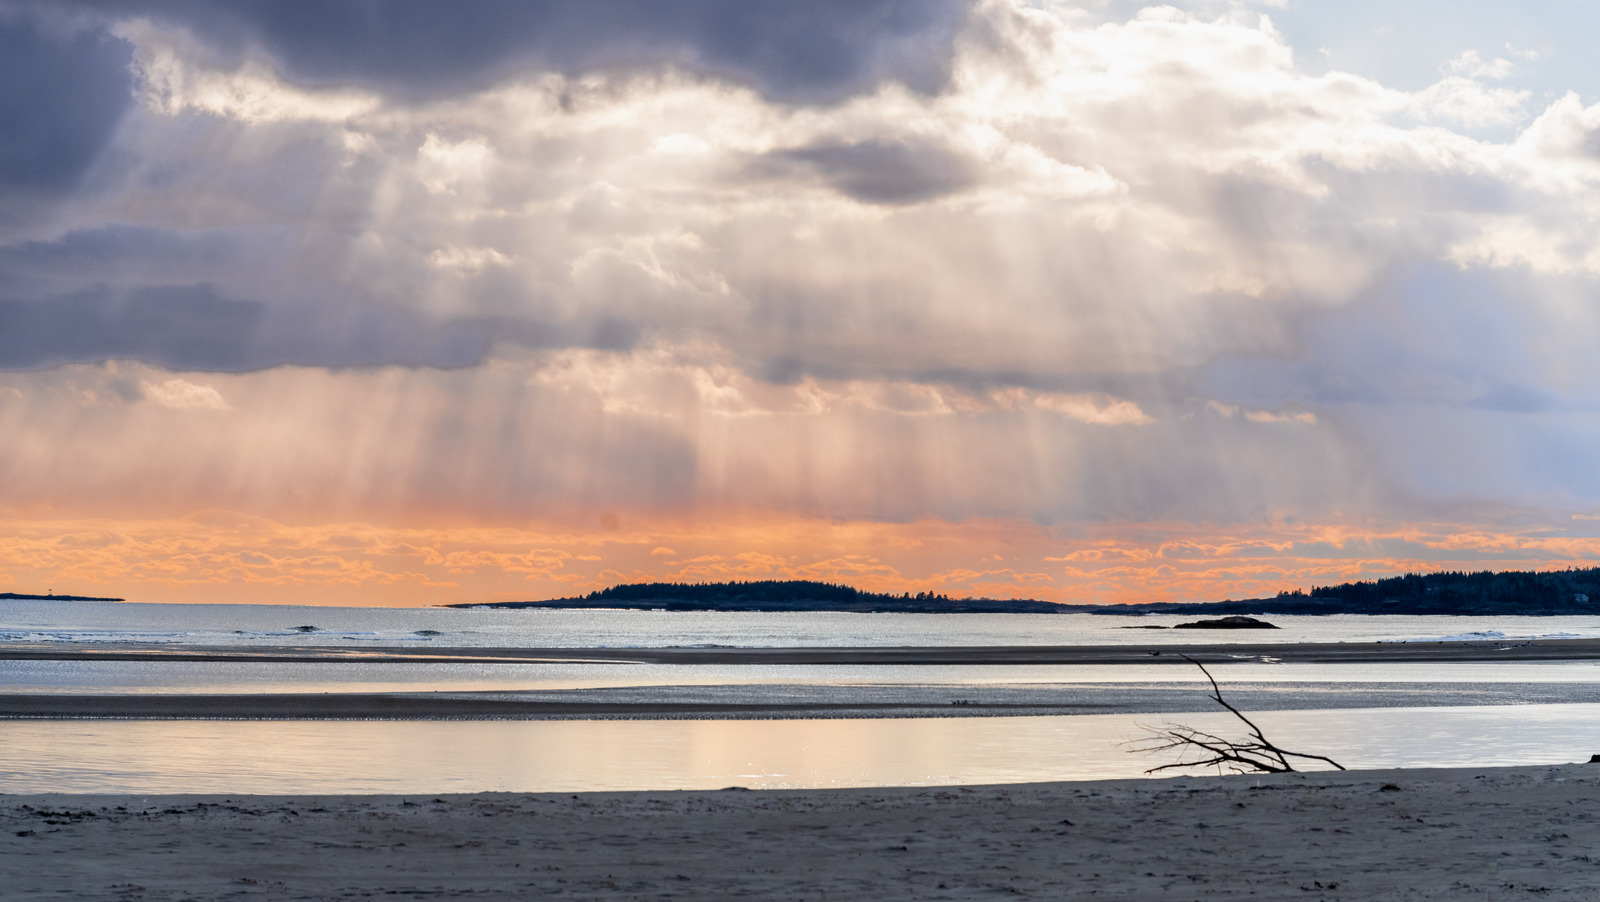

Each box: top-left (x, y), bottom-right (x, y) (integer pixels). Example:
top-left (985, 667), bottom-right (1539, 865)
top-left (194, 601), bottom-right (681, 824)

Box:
top-left (1392, 630), bottom-right (1586, 643)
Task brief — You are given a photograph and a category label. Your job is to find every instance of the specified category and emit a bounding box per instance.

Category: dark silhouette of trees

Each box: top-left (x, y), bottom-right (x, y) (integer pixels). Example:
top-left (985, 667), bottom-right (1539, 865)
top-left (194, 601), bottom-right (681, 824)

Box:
top-left (1269, 567), bottom-right (1600, 614)
top-left (584, 579), bottom-right (935, 606)
top-left (467, 579), bottom-right (1063, 612)
top-left (1104, 566), bottom-right (1600, 616)
top-left (455, 566), bottom-right (1600, 614)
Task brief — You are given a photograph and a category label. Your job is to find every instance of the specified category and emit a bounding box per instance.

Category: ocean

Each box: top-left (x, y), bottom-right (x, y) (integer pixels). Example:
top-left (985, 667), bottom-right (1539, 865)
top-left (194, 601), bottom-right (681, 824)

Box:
top-left (4, 598), bottom-right (1600, 792)
top-left (8, 597), bottom-right (1600, 648)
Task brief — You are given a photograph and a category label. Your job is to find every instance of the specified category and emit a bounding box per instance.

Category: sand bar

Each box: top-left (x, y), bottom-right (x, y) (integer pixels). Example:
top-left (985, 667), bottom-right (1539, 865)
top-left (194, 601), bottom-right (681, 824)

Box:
top-left (5, 764), bottom-right (1599, 899)
top-left (10, 637), bottom-right (1600, 719)
top-left (0, 692), bottom-right (1127, 719)
top-left (6, 636), bottom-right (1600, 665)
top-left (7, 680), bottom-right (1600, 719)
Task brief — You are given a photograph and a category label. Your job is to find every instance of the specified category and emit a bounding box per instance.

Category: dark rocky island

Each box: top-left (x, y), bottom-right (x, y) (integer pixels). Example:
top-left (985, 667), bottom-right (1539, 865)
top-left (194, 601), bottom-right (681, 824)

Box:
top-left (1171, 616), bottom-right (1279, 629)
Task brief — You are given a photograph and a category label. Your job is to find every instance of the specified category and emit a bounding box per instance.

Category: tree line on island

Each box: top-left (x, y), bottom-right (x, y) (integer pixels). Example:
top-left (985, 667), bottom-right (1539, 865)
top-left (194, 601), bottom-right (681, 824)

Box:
top-left (452, 580), bottom-right (1064, 613)
top-left (0, 592), bottom-right (124, 602)
top-left (450, 567), bottom-right (1600, 615)
top-left (1151, 567), bottom-right (1600, 616)
top-left (9, 566), bottom-right (1599, 614)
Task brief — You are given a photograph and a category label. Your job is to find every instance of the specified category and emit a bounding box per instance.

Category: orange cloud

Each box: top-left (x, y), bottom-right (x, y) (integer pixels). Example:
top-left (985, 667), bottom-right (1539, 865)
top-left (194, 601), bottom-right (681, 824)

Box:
top-left (5, 510), bottom-right (1600, 607)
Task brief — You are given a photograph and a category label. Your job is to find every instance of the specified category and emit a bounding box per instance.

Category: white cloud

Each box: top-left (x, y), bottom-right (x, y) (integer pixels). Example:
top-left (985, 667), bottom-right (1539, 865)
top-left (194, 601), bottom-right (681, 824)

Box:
top-left (1446, 50), bottom-right (1516, 81)
top-left (1244, 409), bottom-right (1315, 425)
top-left (428, 246), bottom-right (511, 273)
top-left (122, 21), bottom-right (381, 123)
top-left (142, 379), bottom-right (230, 410)
top-left (1034, 393), bottom-right (1154, 425)
top-left (1210, 401), bottom-right (1315, 425)
top-left (415, 134), bottom-right (494, 197)
top-left (1411, 76), bottom-right (1529, 129)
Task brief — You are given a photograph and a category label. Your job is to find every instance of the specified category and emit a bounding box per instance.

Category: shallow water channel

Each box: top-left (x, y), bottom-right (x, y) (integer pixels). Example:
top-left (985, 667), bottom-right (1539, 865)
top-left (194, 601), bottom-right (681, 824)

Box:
top-left (5, 703), bottom-right (1600, 794)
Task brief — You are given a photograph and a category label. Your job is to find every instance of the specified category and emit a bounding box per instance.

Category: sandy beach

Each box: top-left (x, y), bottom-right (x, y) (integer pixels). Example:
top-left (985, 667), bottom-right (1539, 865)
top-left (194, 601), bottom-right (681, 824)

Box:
top-left (4, 764), bottom-right (1598, 900)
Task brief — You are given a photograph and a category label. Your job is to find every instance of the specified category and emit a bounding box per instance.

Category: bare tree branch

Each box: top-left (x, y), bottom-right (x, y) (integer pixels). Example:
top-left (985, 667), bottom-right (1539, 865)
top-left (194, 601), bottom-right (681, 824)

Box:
top-left (1129, 655), bottom-right (1346, 774)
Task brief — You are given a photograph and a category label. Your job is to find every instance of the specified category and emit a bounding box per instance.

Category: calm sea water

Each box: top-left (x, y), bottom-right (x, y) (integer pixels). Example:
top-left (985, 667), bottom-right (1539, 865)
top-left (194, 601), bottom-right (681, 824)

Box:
top-left (4, 705), bottom-right (1599, 794)
top-left (5, 598), bottom-right (1599, 648)
top-left (5, 599), bottom-right (1600, 792)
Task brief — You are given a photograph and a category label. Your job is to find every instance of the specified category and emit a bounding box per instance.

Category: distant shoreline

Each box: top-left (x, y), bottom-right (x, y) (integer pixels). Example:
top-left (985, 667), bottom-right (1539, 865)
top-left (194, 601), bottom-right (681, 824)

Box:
top-left (453, 602), bottom-right (1066, 612)
top-left (0, 592), bottom-right (124, 602)
top-left (447, 570), bottom-right (1600, 615)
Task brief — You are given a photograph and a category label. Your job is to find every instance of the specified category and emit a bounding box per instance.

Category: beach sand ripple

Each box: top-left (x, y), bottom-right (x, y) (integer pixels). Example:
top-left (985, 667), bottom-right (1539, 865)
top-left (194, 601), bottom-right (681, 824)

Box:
top-left (4, 764), bottom-right (1600, 899)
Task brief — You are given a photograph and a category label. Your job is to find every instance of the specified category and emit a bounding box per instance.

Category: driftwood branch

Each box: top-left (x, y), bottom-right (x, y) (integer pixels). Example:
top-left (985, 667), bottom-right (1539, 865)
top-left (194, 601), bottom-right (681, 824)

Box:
top-left (1131, 655), bottom-right (1346, 775)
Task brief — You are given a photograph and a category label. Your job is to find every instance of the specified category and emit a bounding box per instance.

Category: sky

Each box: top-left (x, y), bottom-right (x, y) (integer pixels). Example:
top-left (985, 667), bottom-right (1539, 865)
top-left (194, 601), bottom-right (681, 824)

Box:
top-left (5, 0), bottom-right (1600, 606)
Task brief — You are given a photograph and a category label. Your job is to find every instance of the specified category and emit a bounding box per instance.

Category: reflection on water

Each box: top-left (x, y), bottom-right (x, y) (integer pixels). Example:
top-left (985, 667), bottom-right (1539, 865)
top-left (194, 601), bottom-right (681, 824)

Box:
top-left (4, 704), bottom-right (1599, 794)
top-left (7, 659), bottom-right (1600, 695)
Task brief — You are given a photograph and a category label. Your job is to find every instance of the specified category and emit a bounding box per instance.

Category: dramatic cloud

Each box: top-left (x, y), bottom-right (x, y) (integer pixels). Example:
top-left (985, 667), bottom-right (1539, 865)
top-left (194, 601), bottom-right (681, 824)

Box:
top-left (755, 136), bottom-right (982, 205)
top-left (34, 0), bottom-right (970, 102)
top-left (0, 284), bottom-right (636, 371)
top-left (0, 10), bottom-right (135, 226)
top-left (5, 0), bottom-right (1600, 602)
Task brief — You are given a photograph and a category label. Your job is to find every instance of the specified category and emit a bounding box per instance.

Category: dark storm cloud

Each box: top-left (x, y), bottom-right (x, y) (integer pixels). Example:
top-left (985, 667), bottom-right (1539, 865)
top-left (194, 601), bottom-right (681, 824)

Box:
top-left (0, 11), bottom-right (134, 218)
top-left (0, 225), bottom-right (242, 295)
top-left (0, 285), bottom-right (638, 372)
top-left (45, 0), bottom-right (972, 103)
top-left (757, 137), bottom-right (981, 204)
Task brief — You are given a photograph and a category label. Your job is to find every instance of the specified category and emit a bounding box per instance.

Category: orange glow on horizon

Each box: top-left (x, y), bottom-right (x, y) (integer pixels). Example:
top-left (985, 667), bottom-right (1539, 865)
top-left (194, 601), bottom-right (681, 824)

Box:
top-left (4, 510), bottom-right (1600, 607)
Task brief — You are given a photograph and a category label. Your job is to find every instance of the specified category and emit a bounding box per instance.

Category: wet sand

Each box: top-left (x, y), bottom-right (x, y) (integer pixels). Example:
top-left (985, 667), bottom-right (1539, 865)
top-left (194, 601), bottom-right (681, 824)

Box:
top-left (7, 680), bottom-right (1600, 719)
top-left (5, 764), bottom-right (1599, 900)
top-left (8, 637), bottom-right (1600, 720)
